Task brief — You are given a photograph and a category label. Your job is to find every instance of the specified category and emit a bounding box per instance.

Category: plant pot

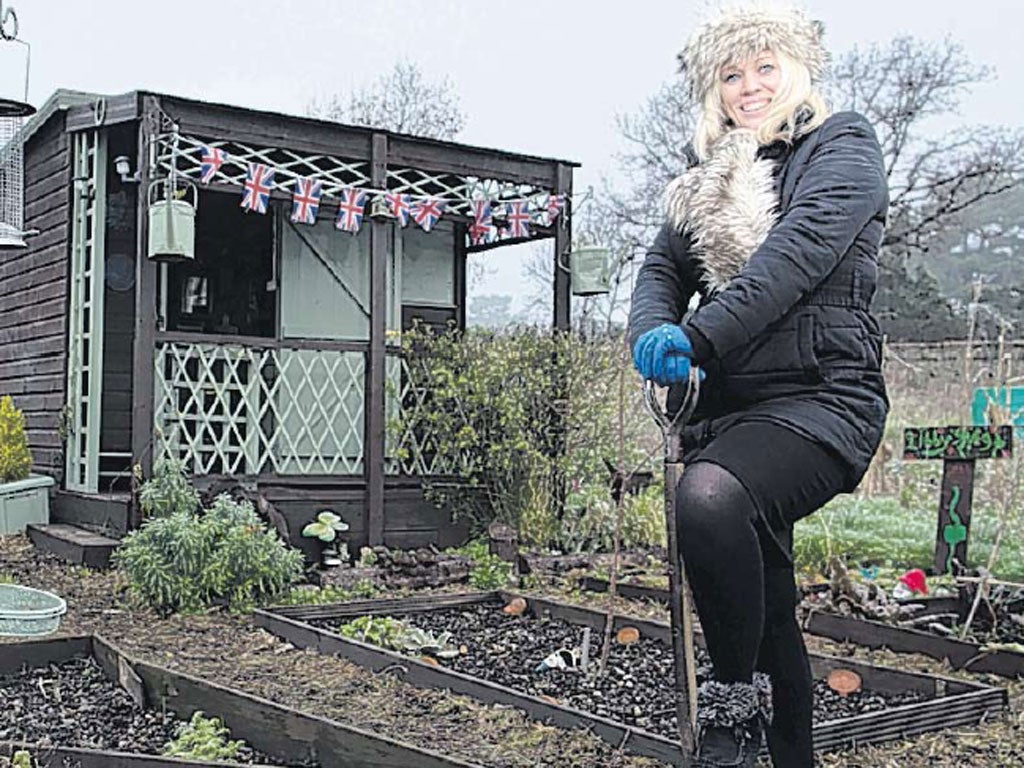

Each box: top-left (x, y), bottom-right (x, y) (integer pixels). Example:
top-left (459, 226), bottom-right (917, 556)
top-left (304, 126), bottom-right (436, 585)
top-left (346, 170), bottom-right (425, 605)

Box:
top-left (0, 473), bottom-right (55, 535)
top-left (0, 583), bottom-right (67, 635)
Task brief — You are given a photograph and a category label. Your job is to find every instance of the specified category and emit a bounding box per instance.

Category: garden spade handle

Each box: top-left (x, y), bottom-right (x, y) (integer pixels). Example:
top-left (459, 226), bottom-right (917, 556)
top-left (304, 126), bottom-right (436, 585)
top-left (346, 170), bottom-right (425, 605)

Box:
top-left (644, 368), bottom-right (701, 760)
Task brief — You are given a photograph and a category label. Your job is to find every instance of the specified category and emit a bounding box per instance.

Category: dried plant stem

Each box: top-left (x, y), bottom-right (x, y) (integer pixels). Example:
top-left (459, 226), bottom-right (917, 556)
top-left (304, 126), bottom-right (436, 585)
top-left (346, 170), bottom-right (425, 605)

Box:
top-left (598, 335), bottom-right (629, 676)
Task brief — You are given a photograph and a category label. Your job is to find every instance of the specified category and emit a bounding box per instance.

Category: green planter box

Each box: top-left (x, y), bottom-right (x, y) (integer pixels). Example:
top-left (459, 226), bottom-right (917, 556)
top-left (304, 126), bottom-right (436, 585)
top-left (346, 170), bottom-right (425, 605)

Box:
top-left (0, 474), bottom-right (55, 535)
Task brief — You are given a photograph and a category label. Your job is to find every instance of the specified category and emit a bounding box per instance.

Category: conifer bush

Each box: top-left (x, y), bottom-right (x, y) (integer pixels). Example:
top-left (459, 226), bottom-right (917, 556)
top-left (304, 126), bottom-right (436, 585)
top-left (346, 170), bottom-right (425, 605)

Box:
top-left (0, 395), bottom-right (32, 483)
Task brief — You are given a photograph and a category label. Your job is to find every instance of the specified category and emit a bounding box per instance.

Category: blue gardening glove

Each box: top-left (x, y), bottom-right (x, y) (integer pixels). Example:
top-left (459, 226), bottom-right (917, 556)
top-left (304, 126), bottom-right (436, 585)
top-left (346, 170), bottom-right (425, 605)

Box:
top-left (632, 323), bottom-right (694, 386)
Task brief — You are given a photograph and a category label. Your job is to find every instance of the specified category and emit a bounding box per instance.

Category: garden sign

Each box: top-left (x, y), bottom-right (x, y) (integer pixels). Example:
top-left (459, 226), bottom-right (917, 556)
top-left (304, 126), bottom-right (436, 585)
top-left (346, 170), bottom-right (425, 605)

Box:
top-left (903, 425), bottom-right (1013, 575)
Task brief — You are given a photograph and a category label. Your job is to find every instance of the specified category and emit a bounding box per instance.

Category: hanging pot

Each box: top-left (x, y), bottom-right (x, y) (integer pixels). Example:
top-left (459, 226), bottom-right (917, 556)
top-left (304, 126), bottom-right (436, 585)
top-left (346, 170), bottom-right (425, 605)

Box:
top-left (570, 246), bottom-right (611, 296)
top-left (147, 177), bottom-right (196, 262)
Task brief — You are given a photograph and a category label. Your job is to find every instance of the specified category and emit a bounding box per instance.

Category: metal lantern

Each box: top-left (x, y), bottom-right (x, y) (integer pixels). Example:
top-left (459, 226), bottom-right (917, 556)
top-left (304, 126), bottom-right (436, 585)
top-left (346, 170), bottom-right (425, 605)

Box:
top-left (0, 3), bottom-right (34, 118)
top-left (0, 3), bottom-right (35, 251)
top-left (570, 246), bottom-right (611, 296)
top-left (147, 177), bottom-right (197, 262)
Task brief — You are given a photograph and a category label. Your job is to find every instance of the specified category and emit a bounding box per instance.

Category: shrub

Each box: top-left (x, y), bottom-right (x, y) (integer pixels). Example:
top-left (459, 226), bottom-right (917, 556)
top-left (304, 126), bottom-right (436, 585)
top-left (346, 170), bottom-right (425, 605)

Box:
top-left (390, 327), bottom-right (659, 547)
top-left (0, 396), bottom-right (32, 483)
top-left (138, 457), bottom-right (200, 518)
top-left (114, 493), bottom-right (304, 614)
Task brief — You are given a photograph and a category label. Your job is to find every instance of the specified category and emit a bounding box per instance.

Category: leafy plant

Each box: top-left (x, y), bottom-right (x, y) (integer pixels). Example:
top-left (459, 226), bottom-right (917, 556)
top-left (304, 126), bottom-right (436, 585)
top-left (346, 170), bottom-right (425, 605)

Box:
top-left (302, 510), bottom-right (349, 543)
top-left (162, 710), bottom-right (244, 762)
top-left (358, 546), bottom-right (378, 567)
top-left (447, 539), bottom-right (515, 589)
top-left (338, 614), bottom-right (455, 655)
top-left (138, 457), bottom-right (200, 518)
top-left (0, 396), bottom-right (32, 483)
top-left (274, 580), bottom-right (379, 606)
top-left (114, 493), bottom-right (305, 615)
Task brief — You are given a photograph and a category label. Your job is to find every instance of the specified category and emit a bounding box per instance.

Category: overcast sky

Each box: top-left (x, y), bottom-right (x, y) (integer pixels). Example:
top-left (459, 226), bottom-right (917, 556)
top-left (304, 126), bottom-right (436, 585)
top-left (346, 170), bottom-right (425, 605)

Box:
top-left (10, 0), bottom-right (1023, 315)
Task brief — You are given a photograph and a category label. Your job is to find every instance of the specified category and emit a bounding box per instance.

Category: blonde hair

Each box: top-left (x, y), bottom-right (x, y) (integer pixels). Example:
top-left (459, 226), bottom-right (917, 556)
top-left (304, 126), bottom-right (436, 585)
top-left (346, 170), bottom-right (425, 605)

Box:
top-left (692, 50), bottom-right (829, 161)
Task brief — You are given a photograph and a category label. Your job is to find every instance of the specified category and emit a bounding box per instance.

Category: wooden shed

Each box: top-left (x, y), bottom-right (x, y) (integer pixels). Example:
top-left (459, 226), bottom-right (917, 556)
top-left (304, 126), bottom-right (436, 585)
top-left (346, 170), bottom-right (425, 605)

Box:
top-left (0, 89), bottom-right (577, 557)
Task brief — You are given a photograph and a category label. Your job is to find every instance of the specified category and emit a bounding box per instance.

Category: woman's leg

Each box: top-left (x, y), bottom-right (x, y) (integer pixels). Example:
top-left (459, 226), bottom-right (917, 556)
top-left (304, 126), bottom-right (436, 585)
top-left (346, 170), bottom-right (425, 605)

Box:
top-left (757, 562), bottom-right (815, 767)
top-left (676, 460), bottom-right (765, 682)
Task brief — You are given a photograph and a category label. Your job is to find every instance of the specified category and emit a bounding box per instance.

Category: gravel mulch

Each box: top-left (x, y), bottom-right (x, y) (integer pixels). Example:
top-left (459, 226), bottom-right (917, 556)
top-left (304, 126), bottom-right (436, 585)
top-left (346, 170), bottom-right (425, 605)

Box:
top-left (318, 602), bottom-right (927, 740)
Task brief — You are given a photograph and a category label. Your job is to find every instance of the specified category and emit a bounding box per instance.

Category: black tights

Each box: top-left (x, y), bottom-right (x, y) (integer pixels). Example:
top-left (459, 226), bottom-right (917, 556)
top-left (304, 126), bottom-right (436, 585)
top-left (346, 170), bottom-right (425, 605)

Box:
top-left (676, 461), bottom-right (815, 767)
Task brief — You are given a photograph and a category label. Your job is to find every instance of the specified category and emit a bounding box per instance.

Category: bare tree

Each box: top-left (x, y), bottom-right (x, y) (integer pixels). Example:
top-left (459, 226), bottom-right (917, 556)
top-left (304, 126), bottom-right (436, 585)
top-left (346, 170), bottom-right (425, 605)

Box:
top-left (308, 61), bottom-right (466, 140)
top-left (827, 36), bottom-right (1024, 261)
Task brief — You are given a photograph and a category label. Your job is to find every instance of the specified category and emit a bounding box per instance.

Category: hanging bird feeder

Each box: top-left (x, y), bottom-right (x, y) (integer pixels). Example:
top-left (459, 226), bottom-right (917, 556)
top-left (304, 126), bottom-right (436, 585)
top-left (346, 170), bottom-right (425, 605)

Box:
top-left (147, 175), bottom-right (197, 262)
top-left (0, 2), bottom-right (36, 251)
top-left (569, 245), bottom-right (611, 296)
top-left (0, 3), bottom-right (33, 118)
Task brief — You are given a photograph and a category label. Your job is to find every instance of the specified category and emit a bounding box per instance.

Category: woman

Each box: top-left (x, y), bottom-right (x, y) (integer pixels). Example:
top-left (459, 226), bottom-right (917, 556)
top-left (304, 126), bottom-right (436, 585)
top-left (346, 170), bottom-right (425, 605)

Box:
top-left (628, 5), bottom-right (888, 767)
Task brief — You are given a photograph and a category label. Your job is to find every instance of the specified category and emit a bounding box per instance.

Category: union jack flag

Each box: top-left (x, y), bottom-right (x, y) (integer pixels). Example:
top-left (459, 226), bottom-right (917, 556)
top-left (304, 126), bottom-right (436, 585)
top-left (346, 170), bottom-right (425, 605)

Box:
top-left (411, 197), bottom-right (446, 233)
top-left (199, 145), bottom-right (227, 184)
top-left (335, 187), bottom-right (367, 233)
top-left (505, 200), bottom-right (531, 239)
top-left (384, 191), bottom-right (412, 227)
top-left (468, 200), bottom-right (493, 246)
top-left (241, 162), bottom-right (275, 214)
top-left (290, 178), bottom-right (322, 225)
top-left (545, 194), bottom-right (565, 226)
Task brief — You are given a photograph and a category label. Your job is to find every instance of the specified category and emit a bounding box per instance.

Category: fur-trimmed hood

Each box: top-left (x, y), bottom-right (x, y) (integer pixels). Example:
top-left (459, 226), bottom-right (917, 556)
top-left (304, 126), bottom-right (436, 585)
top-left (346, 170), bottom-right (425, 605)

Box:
top-left (664, 129), bottom-right (778, 294)
top-left (678, 4), bottom-right (828, 104)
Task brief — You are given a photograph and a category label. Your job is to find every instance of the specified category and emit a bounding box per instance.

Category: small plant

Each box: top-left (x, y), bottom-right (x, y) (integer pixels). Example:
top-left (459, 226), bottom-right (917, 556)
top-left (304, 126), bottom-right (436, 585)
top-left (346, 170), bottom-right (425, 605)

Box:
top-left (114, 493), bottom-right (305, 615)
top-left (302, 510), bottom-right (349, 542)
top-left (162, 710), bottom-right (244, 762)
top-left (274, 580), bottom-right (379, 606)
top-left (0, 396), bottom-right (32, 483)
top-left (447, 539), bottom-right (515, 590)
top-left (338, 614), bottom-right (456, 655)
top-left (138, 457), bottom-right (201, 518)
top-left (10, 750), bottom-right (36, 768)
top-left (358, 546), bottom-right (378, 567)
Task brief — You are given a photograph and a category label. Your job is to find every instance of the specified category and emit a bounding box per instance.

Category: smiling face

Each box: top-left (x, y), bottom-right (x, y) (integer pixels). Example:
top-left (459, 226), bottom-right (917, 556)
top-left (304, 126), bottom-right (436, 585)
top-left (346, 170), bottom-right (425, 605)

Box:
top-left (719, 50), bottom-right (782, 130)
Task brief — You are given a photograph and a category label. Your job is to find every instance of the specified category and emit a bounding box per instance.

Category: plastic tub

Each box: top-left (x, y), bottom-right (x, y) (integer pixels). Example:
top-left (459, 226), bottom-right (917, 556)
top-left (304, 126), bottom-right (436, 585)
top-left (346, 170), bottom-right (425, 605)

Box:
top-left (0, 584), bottom-right (67, 636)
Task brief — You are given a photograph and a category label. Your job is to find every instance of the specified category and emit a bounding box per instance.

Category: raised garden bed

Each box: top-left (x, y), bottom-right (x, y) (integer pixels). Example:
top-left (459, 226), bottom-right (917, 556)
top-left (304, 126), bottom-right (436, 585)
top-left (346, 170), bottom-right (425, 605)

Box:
top-left (0, 634), bottom-right (479, 768)
top-left (254, 592), bottom-right (1007, 767)
top-left (580, 575), bottom-right (1024, 679)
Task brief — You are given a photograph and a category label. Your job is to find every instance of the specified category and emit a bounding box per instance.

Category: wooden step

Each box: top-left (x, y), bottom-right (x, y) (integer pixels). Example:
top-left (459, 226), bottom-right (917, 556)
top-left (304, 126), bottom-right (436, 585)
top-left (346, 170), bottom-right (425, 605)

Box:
top-left (26, 523), bottom-right (119, 569)
top-left (52, 490), bottom-right (132, 536)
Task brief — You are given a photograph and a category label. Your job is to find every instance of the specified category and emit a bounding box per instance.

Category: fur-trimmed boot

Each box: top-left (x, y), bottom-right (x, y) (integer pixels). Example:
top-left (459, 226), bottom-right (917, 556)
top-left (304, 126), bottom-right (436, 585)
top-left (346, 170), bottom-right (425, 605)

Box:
top-left (694, 672), bottom-right (772, 767)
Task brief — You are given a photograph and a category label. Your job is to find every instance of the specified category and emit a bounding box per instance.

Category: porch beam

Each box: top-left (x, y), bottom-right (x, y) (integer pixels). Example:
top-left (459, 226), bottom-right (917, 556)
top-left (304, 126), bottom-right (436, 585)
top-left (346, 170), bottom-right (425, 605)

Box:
top-left (129, 96), bottom-right (160, 529)
top-left (552, 163), bottom-right (573, 331)
top-left (366, 134), bottom-right (388, 546)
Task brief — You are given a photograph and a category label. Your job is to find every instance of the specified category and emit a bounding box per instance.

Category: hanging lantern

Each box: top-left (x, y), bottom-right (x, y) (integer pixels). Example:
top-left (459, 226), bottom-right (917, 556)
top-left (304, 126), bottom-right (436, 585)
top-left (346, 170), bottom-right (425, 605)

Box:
top-left (0, 3), bottom-right (33, 118)
top-left (0, 3), bottom-right (35, 251)
top-left (147, 177), bottom-right (197, 262)
top-left (569, 246), bottom-right (611, 296)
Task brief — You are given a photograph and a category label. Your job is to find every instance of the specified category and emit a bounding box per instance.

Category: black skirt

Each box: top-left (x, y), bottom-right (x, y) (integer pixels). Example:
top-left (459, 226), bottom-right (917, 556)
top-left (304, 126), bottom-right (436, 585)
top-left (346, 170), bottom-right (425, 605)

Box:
top-left (681, 418), bottom-right (849, 566)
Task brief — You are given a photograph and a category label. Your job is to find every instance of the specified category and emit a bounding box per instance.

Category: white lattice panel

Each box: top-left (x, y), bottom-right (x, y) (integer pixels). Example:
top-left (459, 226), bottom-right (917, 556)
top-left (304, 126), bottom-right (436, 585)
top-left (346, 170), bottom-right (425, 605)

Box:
top-left (154, 342), bottom-right (365, 476)
top-left (386, 353), bottom-right (476, 477)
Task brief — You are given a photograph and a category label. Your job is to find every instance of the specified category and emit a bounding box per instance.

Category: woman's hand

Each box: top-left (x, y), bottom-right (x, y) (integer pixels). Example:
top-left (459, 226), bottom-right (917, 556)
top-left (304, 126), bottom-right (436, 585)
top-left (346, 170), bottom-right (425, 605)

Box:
top-left (632, 324), bottom-right (694, 386)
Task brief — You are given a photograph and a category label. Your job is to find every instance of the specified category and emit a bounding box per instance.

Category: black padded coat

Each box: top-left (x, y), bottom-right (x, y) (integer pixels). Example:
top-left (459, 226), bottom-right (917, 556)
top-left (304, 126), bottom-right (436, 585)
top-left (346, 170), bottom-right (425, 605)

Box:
top-left (628, 111), bottom-right (889, 490)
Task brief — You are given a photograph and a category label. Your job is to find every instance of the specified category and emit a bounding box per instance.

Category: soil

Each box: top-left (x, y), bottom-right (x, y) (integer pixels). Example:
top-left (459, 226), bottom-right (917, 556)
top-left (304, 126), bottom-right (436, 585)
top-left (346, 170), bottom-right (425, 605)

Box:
top-left (315, 602), bottom-right (927, 740)
top-left (2, 536), bottom-right (1023, 768)
top-left (0, 656), bottom-right (291, 764)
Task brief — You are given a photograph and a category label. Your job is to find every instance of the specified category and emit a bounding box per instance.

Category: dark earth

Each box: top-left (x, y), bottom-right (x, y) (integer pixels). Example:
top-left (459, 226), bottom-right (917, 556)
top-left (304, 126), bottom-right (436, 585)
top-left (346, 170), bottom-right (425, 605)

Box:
top-left (314, 602), bottom-right (927, 741)
top-left (0, 655), bottom-right (302, 764)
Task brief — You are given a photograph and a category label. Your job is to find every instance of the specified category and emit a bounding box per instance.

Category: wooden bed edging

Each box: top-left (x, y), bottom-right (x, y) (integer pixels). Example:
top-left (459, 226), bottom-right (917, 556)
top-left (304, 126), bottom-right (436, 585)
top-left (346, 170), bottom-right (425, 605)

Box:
top-left (0, 634), bottom-right (481, 768)
top-left (803, 610), bottom-right (1024, 679)
top-left (255, 591), bottom-right (1007, 766)
top-left (579, 575), bottom-right (1024, 679)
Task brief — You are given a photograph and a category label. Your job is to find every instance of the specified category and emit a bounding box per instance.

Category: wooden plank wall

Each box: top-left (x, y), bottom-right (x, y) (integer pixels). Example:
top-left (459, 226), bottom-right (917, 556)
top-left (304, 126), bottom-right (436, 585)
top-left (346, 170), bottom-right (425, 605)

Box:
top-left (0, 113), bottom-right (71, 479)
top-left (260, 480), bottom-right (469, 561)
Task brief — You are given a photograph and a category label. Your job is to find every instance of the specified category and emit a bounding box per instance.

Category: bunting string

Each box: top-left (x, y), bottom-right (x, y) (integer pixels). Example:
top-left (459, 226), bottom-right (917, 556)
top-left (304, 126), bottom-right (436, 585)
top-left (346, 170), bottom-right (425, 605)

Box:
top-left (158, 132), bottom-right (567, 242)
